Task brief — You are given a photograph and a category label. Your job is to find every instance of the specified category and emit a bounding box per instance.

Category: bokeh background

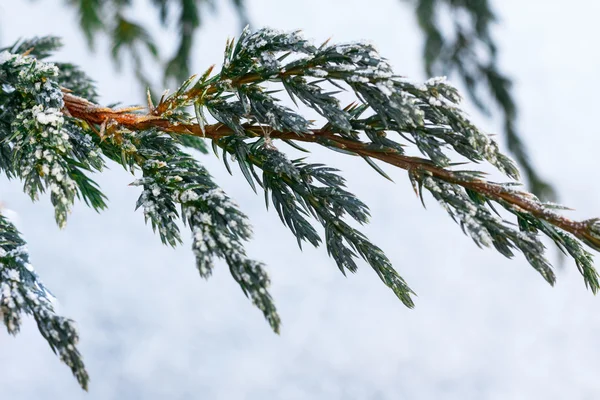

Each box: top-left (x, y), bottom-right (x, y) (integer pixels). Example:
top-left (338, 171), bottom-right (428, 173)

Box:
top-left (1, 0), bottom-right (600, 398)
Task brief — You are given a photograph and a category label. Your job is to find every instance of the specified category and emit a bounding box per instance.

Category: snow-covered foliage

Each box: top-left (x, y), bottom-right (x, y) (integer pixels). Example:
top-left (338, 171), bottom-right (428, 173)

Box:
top-left (129, 131), bottom-right (280, 331)
top-left (0, 214), bottom-right (88, 389)
top-left (0, 38), bottom-right (104, 389)
top-left (60, 0), bottom-right (550, 199)
top-left (1, 29), bottom-right (599, 390)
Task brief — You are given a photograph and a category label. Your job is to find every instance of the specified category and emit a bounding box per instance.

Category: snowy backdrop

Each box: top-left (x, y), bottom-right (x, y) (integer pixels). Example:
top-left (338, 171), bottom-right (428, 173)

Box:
top-left (1, 0), bottom-right (600, 398)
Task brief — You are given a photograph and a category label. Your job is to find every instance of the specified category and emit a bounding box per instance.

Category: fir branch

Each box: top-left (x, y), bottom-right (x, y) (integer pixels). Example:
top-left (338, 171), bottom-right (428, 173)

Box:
top-left (50, 0), bottom-right (555, 200)
top-left (60, 28), bottom-right (600, 294)
top-left (0, 49), bottom-right (106, 227)
top-left (124, 130), bottom-right (281, 332)
top-left (3, 28), bottom-right (600, 390)
top-left (66, 100), bottom-right (600, 265)
top-left (0, 212), bottom-right (88, 390)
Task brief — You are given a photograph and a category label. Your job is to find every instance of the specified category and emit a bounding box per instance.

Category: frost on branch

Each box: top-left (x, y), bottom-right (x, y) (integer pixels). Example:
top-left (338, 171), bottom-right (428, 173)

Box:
top-left (0, 40), bottom-right (106, 228)
top-left (57, 0), bottom-right (551, 197)
top-left (0, 213), bottom-right (88, 390)
top-left (0, 38), bottom-right (104, 389)
top-left (2, 28), bottom-right (600, 390)
top-left (127, 131), bottom-right (280, 332)
top-left (138, 27), bottom-right (598, 296)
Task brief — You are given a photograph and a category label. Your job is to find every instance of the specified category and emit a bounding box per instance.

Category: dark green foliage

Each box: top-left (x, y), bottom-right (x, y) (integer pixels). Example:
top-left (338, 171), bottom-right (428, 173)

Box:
top-left (0, 213), bottom-right (89, 390)
top-left (421, 175), bottom-right (555, 283)
top-left (1, 28), bottom-right (599, 390)
top-left (123, 130), bottom-right (280, 331)
top-left (0, 40), bottom-right (107, 388)
top-left (45, 0), bottom-right (551, 197)
top-left (173, 27), bottom-right (587, 295)
top-left (216, 138), bottom-right (415, 306)
top-left (513, 208), bottom-right (599, 293)
top-left (5, 36), bottom-right (63, 59)
top-left (0, 44), bottom-right (106, 226)
top-left (4, 36), bottom-right (100, 102)
top-left (176, 134), bottom-right (210, 154)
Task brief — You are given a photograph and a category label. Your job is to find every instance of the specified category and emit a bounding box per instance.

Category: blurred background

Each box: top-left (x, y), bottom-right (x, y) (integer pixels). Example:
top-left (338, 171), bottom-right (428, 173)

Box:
top-left (1, 0), bottom-right (600, 398)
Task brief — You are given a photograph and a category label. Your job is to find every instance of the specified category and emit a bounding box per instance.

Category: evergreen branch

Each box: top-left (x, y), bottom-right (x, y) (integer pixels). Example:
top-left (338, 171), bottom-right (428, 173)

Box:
top-left (3, 28), bottom-right (600, 389)
top-left (0, 212), bottom-right (88, 390)
top-left (215, 140), bottom-right (415, 306)
top-left (61, 95), bottom-right (600, 255)
top-left (0, 49), bottom-right (107, 227)
top-left (121, 130), bottom-right (281, 332)
top-left (4, 35), bottom-right (100, 103)
top-left (50, 0), bottom-right (555, 200)
top-left (59, 27), bottom-right (600, 293)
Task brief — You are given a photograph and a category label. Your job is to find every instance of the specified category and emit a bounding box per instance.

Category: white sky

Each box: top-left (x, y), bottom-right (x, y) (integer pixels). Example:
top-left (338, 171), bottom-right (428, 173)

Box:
top-left (1, 0), bottom-right (600, 398)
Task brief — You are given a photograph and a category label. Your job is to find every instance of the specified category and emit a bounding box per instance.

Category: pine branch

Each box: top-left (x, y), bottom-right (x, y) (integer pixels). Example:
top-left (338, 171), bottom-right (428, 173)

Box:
top-left (128, 130), bottom-right (281, 331)
top-left (52, 0), bottom-right (552, 199)
top-left (2, 28), bottom-right (600, 389)
top-left (0, 212), bottom-right (88, 390)
top-left (62, 92), bottom-right (600, 256)
top-left (41, 0), bottom-right (552, 201)
top-left (57, 27), bottom-right (600, 293)
top-left (1, 41), bottom-right (103, 389)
